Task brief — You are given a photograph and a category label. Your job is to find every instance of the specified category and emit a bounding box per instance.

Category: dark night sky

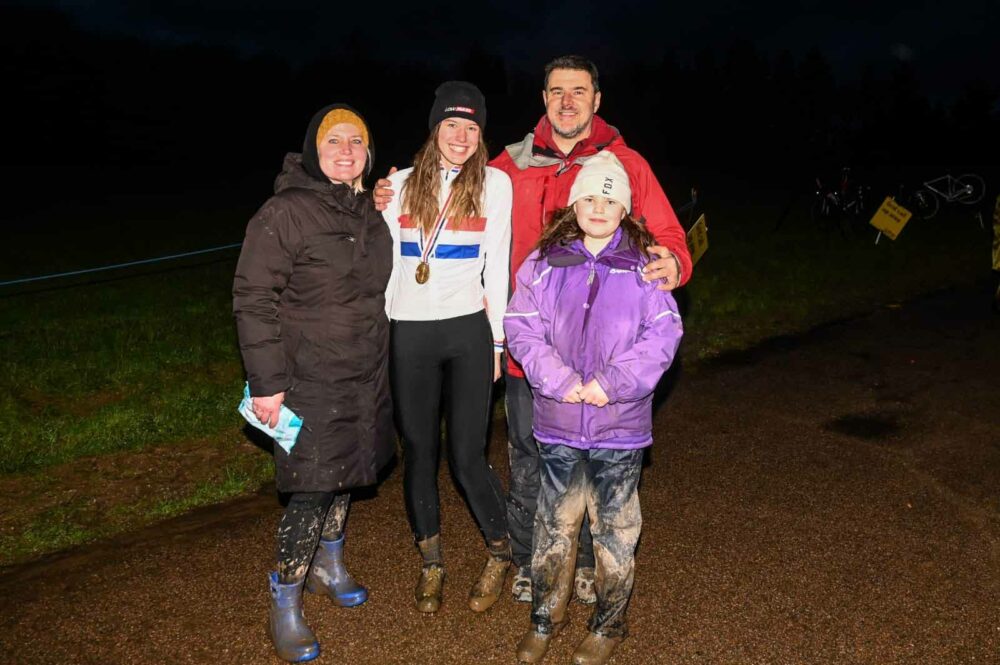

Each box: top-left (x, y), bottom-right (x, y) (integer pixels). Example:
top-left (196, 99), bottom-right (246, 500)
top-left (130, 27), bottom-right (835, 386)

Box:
top-left (18, 0), bottom-right (1000, 101)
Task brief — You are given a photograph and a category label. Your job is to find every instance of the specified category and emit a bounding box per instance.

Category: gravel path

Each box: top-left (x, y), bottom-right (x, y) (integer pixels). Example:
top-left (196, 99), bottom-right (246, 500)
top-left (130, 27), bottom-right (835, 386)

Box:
top-left (2, 283), bottom-right (998, 664)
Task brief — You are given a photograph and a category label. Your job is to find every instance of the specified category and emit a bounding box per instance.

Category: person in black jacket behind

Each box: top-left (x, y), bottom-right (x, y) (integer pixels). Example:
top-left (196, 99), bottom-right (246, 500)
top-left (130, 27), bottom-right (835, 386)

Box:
top-left (233, 104), bottom-right (394, 663)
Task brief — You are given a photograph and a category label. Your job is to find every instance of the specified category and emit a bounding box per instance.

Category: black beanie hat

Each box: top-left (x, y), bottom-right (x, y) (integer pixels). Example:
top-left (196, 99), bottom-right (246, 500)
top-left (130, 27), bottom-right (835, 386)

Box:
top-left (428, 81), bottom-right (486, 131)
top-left (301, 103), bottom-right (374, 183)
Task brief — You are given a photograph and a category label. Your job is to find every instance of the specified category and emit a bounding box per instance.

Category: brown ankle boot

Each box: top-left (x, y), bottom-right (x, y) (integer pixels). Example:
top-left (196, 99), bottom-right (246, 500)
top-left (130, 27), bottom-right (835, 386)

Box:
top-left (571, 632), bottom-right (623, 665)
top-left (469, 537), bottom-right (511, 613)
top-left (516, 621), bottom-right (566, 664)
top-left (415, 535), bottom-right (445, 613)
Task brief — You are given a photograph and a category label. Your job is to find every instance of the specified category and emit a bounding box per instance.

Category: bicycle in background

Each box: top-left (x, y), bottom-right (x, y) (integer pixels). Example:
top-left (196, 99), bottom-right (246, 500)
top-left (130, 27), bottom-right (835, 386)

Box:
top-left (811, 167), bottom-right (870, 237)
top-left (905, 173), bottom-right (985, 220)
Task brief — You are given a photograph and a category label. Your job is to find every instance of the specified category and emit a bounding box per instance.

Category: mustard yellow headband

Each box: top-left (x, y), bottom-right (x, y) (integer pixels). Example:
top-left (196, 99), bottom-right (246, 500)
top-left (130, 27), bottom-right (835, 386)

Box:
top-left (316, 109), bottom-right (370, 148)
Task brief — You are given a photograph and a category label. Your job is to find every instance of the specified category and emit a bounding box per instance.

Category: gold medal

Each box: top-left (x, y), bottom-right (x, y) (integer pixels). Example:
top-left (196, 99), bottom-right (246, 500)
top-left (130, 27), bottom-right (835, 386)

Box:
top-left (415, 261), bottom-right (430, 284)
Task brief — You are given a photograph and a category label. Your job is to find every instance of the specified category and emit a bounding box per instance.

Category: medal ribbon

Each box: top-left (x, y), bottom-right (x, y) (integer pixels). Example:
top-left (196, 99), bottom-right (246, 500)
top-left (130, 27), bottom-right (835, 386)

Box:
top-left (418, 190), bottom-right (454, 265)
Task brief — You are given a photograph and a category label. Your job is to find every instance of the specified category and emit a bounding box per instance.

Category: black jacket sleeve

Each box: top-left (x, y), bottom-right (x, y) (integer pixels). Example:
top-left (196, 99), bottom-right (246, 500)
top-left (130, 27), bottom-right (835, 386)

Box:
top-left (232, 197), bottom-right (300, 396)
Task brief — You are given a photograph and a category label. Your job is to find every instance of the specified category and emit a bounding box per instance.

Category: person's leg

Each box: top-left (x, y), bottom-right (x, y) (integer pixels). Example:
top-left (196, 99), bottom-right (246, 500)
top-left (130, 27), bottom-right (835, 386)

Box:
top-left (270, 491), bottom-right (332, 663)
top-left (572, 448), bottom-right (643, 665)
top-left (516, 444), bottom-right (587, 663)
top-left (306, 492), bottom-right (367, 607)
top-left (277, 492), bottom-right (334, 583)
top-left (391, 320), bottom-right (446, 540)
top-left (504, 372), bottom-right (540, 599)
top-left (442, 312), bottom-right (510, 612)
top-left (443, 313), bottom-right (507, 541)
top-left (391, 319), bottom-right (448, 612)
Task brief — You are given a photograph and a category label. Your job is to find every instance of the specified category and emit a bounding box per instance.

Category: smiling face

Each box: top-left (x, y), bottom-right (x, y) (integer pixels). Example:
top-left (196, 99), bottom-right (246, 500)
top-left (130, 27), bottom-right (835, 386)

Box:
top-left (543, 68), bottom-right (602, 151)
top-left (436, 117), bottom-right (481, 168)
top-left (317, 122), bottom-right (367, 184)
top-left (574, 195), bottom-right (625, 252)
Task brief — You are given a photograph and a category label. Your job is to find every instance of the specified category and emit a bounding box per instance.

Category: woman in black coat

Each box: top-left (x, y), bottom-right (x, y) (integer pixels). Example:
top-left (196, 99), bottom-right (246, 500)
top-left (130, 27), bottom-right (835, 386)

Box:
top-left (233, 104), bottom-right (393, 663)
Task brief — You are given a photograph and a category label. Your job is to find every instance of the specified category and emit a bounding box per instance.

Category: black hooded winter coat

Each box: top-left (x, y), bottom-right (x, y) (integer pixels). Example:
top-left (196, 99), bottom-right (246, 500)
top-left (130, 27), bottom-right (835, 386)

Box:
top-left (233, 105), bottom-right (394, 493)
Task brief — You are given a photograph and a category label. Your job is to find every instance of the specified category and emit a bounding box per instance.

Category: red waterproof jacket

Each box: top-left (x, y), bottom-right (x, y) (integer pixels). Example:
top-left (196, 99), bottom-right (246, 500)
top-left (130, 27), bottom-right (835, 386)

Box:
top-left (489, 115), bottom-right (692, 377)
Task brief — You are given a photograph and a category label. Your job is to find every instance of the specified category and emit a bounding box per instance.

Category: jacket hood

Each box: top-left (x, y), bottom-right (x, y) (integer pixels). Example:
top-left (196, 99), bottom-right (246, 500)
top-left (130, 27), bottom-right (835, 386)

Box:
top-left (273, 153), bottom-right (370, 220)
top-left (301, 103), bottom-right (375, 183)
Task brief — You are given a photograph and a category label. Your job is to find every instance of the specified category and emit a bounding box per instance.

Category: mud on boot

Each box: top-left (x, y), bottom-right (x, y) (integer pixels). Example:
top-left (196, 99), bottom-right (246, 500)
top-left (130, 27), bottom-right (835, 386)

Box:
top-left (511, 564), bottom-right (532, 602)
top-left (305, 535), bottom-right (368, 607)
top-left (573, 566), bottom-right (596, 605)
top-left (469, 537), bottom-right (511, 613)
top-left (572, 632), bottom-right (623, 665)
top-left (415, 534), bottom-right (445, 613)
top-left (268, 572), bottom-right (320, 663)
top-left (516, 621), bottom-right (567, 664)
top-left (415, 564), bottom-right (445, 613)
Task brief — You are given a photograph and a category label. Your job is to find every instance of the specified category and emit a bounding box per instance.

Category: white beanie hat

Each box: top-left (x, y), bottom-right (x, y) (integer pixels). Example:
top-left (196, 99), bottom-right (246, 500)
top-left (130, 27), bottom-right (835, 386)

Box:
top-left (568, 151), bottom-right (632, 213)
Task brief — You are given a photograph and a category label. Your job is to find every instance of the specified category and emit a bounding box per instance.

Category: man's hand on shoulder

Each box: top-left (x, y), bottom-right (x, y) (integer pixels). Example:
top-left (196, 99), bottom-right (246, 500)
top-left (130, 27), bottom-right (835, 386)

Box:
top-left (642, 245), bottom-right (682, 291)
top-left (373, 166), bottom-right (397, 212)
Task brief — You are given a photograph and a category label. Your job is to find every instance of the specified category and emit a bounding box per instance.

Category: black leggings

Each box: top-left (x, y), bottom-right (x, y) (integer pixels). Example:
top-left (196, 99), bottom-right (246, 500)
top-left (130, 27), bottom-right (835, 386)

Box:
top-left (391, 311), bottom-right (507, 543)
top-left (276, 491), bottom-right (350, 583)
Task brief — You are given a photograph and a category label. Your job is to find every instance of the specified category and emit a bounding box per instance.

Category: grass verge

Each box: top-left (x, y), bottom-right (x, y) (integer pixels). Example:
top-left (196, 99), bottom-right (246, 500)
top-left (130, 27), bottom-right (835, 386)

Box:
top-left (0, 182), bottom-right (992, 566)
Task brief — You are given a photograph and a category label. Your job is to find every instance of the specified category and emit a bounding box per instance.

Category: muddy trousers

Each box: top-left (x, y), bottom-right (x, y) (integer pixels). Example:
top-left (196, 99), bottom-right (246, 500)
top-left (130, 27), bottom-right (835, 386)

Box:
top-left (391, 312), bottom-right (507, 542)
top-left (276, 491), bottom-right (350, 583)
top-left (505, 373), bottom-right (594, 569)
top-left (531, 444), bottom-right (643, 638)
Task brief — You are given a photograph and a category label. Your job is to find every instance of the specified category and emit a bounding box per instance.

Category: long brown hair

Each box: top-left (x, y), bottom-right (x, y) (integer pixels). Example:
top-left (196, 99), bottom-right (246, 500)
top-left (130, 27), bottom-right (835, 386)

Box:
top-left (536, 205), bottom-right (654, 258)
top-left (401, 124), bottom-right (489, 234)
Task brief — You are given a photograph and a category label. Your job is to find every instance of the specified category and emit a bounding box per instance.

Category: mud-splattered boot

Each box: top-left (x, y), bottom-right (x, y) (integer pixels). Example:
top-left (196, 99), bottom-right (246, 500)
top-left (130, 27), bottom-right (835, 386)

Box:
top-left (414, 534), bottom-right (445, 613)
top-left (571, 632), bottom-right (623, 665)
top-left (511, 565), bottom-right (532, 602)
top-left (574, 566), bottom-right (596, 605)
top-left (515, 621), bottom-right (567, 664)
top-left (268, 572), bottom-right (320, 663)
top-left (305, 535), bottom-right (368, 607)
top-left (469, 537), bottom-right (511, 613)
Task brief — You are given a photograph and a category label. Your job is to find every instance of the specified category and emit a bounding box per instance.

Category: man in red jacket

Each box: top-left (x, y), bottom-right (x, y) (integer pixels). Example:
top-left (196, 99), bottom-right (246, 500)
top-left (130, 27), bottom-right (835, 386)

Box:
top-left (491, 55), bottom-right (692, 605)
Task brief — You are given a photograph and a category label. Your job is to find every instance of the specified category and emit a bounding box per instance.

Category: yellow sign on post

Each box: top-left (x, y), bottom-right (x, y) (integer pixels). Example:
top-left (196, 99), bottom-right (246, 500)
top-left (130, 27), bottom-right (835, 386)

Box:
top-left (869, 197), bottom-right (913, 240)
top-left (686, 213), bottom-right (708, 265)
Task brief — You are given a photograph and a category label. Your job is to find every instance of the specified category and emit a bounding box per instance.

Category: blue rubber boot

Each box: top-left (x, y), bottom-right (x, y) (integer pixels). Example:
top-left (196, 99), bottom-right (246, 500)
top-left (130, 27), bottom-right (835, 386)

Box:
top-left (305, 536), bottom-right (369, 607)
top-left (268, 572), bottom-right (320, 663)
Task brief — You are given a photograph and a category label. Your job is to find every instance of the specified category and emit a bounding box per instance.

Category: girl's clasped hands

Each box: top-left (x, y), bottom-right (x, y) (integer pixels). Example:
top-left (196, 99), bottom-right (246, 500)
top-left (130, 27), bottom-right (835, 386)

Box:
top-left (563, 379), bottom-right (609, 407)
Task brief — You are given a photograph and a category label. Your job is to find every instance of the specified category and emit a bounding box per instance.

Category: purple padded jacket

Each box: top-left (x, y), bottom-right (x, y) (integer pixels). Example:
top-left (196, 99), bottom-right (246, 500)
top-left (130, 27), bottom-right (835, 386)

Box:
top-left (504, 227), bottom-right (683, 450)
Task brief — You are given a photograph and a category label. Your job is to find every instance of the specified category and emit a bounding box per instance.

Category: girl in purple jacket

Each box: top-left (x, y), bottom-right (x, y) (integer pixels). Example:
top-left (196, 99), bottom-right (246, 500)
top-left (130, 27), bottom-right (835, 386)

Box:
top-left (504, 151), bottom-right (683, 665)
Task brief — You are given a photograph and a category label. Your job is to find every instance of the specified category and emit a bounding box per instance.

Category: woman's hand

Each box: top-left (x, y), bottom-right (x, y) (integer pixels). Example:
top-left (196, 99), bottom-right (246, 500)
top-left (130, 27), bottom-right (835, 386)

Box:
top-left (563, 382), bottom-right (584, 404)
top-left (579, 380), bottom-right (609, 407)
top-left (373, 167), bottom-right (397, 211)
top-left (493, 352), bottom-right (502, 382)
top-left (252, 392), bottom-right (286, 428)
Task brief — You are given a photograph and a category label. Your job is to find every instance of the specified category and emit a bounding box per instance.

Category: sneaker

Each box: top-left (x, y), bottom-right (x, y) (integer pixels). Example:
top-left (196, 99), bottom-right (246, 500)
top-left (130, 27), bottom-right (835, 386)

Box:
top-left (511, 565), bottom-right (532, 602)
top-left (574, 567), bottom-right (596, 605)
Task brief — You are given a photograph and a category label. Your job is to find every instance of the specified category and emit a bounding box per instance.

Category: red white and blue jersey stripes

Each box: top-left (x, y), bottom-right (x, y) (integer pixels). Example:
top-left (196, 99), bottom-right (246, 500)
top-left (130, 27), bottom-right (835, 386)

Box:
top-left (383, 165), bottom-right (512, 349)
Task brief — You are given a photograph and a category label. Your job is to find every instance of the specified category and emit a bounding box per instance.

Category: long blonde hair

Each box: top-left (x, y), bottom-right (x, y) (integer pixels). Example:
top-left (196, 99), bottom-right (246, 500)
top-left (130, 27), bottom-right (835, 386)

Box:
top-left (401, 124), bottom-right (488, 234)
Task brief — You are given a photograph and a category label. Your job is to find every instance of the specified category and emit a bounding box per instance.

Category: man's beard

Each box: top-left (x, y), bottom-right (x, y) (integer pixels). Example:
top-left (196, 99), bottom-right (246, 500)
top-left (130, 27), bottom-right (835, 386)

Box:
top-left (552, 119), bottom-right (589, 140)
top-left (549, 114), bottom-right (594, 139)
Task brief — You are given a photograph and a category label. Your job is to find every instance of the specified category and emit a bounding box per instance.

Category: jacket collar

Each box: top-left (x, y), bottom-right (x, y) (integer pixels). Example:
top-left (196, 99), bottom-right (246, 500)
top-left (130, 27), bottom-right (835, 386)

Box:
top-left (504, 115), bottom-right (623, 171)
top-left (532, 115), bottom-right (619, 160)
top-left (546, 227), bottom-right (639, 271)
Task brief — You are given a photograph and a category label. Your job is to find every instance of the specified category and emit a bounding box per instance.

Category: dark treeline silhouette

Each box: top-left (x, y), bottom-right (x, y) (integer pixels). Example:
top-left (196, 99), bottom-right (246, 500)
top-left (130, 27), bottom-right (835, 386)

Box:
top-left (3, 5), bottom-right (997, 223)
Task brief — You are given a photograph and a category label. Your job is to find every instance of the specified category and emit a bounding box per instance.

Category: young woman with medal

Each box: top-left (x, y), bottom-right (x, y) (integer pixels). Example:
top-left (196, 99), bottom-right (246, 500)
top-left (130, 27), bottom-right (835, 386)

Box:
top-left (382, 81), bottom-right (513, 615)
